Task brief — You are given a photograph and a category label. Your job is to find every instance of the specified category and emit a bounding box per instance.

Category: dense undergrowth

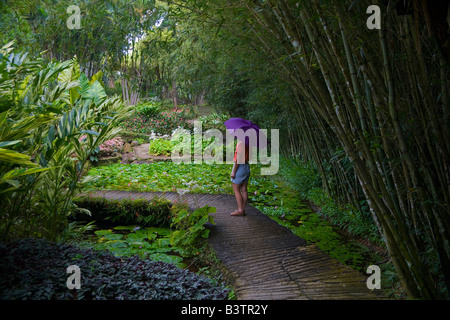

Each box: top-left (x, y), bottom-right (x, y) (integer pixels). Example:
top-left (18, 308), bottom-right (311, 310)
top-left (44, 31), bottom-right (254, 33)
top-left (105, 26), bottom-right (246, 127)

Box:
top-left (0, 238), bottom-right (229, 300)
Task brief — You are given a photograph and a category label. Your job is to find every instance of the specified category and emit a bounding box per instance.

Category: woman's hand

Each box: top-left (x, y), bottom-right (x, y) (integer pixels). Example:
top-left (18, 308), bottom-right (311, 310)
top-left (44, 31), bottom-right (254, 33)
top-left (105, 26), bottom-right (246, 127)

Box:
top-left (230, 172), bottom-right (236, 179)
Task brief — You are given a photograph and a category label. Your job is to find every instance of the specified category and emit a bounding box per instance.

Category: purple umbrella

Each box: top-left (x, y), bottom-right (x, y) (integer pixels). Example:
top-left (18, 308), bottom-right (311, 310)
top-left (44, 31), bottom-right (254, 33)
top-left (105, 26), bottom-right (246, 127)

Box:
top-left (224, 118), bottom-right (267, 148)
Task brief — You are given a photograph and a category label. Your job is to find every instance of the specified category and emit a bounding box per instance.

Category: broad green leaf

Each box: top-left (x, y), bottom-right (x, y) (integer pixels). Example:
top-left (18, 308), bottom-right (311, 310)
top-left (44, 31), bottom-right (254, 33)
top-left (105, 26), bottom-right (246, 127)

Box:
top-left (113, 226), bottom-right (136, 231)
top-left (89, 71), bottom-right (104, 87)
top-left (81, 130), bottom-right (99, 136)
top-left (0, 140), bottom-right (21, 148)
top-left (149, 253), bottom-right (185, 267)
top-left (129, 241), bottom-right (146, 248)
top-left (103, 233), bottom-right (123, 241)
top-left (85, 81), bottom-right (107, 105)
top-left (0, 167), bottom-right (51, 182)
top-left (0, 148), bottom-right (36, 166)
top-left (95, 229), bottom-right (113, 236)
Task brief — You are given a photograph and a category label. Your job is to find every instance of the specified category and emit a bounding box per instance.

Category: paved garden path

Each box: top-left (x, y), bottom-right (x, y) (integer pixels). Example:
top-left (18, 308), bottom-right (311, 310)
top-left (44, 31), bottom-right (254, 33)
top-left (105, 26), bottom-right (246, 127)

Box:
top-left (83, 190), bottom-right (383, 300)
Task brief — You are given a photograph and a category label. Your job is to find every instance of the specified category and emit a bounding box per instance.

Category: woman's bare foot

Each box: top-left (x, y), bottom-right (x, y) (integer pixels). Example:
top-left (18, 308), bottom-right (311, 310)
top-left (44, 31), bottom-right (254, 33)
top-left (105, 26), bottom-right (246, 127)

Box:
top-left (231, 209), bottom-right (245, 216)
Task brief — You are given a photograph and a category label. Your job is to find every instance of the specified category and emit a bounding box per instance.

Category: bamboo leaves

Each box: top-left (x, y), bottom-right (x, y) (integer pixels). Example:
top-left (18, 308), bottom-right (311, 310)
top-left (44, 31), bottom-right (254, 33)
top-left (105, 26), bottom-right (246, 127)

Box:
top-left (181, 0), bottom-right (450, 298)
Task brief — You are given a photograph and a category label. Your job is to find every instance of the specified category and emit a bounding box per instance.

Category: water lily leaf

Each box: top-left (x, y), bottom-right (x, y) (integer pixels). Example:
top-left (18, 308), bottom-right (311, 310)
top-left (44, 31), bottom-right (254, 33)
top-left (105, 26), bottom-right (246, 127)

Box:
top-left (95, 229), bottom-right (113, 236)
top-left (113, 226), bottom-right (136, 231)
top-left (129, 241), bottom-right (146, 248)
top-left (144, 227), bottom-right (172, 236)
top-left (108, 241), bottom-right (127, 248)
top-left (150, 253), bottom-right (185, 268)
top-left (156, 238), bottom-right (171, 248)
top-left (103, 233), bottom-right (123, 240)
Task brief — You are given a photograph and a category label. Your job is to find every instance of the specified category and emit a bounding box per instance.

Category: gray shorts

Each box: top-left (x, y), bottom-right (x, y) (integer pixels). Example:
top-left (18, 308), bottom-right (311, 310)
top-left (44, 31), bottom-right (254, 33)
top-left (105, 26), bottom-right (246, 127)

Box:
top-left (231, 163), bottom-right (250, 185)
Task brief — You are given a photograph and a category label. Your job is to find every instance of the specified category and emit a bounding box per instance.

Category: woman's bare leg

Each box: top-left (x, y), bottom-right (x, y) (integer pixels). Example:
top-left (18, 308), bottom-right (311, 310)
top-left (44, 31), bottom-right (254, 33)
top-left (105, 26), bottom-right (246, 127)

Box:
top-left (231, 183), bottom-right (245, 215)
top-left (240, 182), bottom-right (248, 214)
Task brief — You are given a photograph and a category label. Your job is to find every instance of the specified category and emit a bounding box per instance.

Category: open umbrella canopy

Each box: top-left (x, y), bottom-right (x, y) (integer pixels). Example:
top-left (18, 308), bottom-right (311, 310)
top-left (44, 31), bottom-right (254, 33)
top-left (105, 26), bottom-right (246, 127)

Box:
top-left (224, 118), bottom-right (267, 148)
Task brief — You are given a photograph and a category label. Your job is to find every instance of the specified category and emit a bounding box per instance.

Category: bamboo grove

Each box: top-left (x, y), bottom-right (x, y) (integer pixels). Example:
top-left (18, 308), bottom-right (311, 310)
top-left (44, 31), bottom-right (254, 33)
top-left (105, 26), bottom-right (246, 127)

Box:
top-left (167, 0), bottom-right (450, 299)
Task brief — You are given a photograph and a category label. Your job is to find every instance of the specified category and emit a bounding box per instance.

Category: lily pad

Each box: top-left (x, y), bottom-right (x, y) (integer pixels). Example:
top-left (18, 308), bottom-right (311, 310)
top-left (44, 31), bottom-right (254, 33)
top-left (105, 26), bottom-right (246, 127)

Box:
top-left (144, 227), bottom-right (172, 236)
top-left (103, 233), bottom-right (123, 241)
top-left (150, 253), bottom-right (185, 268)
top-left (95, 229), bottom-right (113, 236)
top-left (129, 241), bottom-right (146, 248)
top-left (113, 226), bottom-right (136, 231)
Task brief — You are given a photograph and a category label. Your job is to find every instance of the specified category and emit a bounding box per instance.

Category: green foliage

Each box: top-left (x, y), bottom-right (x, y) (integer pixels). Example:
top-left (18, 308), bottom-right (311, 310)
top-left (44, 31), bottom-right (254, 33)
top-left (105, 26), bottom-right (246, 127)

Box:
top-left (122, 109), bottom-right (192, 135)
top-left (84, 162), bottom-right (234, 194)
top-left (170, 205), bottom-right (216, 256)
top-left (0, 238), bottom-right (229, 300)
top-left (136, 103), bottom-right (160, 118)
top-left (148, 138), bottom-right (174, 156)
top-left (278, 156), bottom-right (381, 244)
top-left (256, 205), bottom-right (291, 218)
top-left (198, 112), bottom-right (229, 131)
top-left (92, 226), bottom-right (186, 268)
top-left (0, 43), bottom-right (131, 241)
top-left (278, 156), bottom-right (321, 199)
top-left (307, 188), bottom-right (380, 244)
top-left (73, 196), bottom-right (175, 228)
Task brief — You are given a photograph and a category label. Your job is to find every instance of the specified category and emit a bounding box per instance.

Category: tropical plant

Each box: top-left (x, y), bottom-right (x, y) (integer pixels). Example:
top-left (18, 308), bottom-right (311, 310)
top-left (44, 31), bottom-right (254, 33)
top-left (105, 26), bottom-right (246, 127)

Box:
top-left (170, 205), bottom-right (216, 256)
top-left (0, 42), bottom-right (131, 241)
top-left (148, 138), bottom-right (174, 156)
top-left (136, 103), bottom-right (160, 117)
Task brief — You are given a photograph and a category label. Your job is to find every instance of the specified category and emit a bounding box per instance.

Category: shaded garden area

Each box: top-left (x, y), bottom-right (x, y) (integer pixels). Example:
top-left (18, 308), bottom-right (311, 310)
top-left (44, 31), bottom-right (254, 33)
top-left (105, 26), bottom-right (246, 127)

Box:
top-left (1, 0), bottom-right (449, 301)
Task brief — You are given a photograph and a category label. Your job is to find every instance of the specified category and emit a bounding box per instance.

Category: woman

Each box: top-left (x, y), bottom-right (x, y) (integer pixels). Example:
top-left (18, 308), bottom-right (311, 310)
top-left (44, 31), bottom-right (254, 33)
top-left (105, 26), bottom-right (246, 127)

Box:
top-left (230, 139), bottom-right (250, 216)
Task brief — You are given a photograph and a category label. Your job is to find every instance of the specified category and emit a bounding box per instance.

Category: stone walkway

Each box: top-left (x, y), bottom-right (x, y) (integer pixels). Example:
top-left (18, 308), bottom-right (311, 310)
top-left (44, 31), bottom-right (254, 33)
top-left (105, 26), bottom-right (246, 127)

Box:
top-left (82, 190), bottom-right (383, 300)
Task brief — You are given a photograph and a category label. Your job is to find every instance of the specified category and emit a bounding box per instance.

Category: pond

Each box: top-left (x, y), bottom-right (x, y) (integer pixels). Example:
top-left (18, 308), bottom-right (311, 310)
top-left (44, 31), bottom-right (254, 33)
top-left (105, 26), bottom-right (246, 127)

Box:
top-left (78, 225), bottom-right (189, 270)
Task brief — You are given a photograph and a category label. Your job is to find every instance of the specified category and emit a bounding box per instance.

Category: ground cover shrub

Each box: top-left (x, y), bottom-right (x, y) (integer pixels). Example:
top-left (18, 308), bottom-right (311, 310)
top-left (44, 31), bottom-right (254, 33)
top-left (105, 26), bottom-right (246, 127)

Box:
top-left (278, 156), bottom-right (321, 199)
top-left (197, 112), bottom-right (229, 131)
top-left (147, 132), bottom-right (229, 158)
top-left (307, 188), bottom-right (381, 244)
top-left (73, 196), bottom-right (175, 228)
top-left (98, 137), bottom-right (124, 157)
top-left (122, 109), bottom-right (192, 136)
top-left (170, 130), bottom-right (230, 160)
top-left (0, 238), bottom-right (229, 300)
top-left (136, 103), bottom-right (160, 117)
top-left (278, 155), bottom-right (382, 244)
top-left (148, 138), bottom-right (174, 156)
top-left (170, 205), bottom-right (216, 257)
